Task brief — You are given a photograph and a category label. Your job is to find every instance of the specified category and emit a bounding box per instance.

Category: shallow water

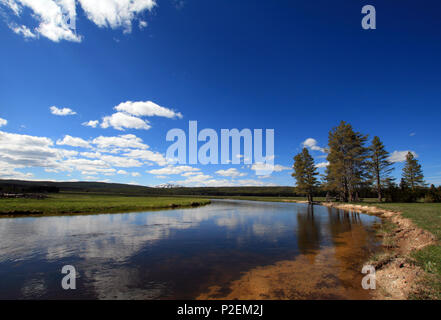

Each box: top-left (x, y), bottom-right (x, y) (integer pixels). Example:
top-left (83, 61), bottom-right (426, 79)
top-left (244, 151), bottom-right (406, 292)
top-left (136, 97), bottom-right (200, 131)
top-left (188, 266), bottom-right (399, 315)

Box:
top-left (0, 200), bottom-right (380, 299)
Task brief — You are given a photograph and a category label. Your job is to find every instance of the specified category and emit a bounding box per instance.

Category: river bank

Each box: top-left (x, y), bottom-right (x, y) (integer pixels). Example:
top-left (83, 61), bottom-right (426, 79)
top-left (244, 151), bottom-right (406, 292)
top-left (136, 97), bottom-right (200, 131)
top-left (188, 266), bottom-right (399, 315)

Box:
top-left (319, 202), bottom-right (439, 299)
top-left (0, 194), bottom-right (211, 217)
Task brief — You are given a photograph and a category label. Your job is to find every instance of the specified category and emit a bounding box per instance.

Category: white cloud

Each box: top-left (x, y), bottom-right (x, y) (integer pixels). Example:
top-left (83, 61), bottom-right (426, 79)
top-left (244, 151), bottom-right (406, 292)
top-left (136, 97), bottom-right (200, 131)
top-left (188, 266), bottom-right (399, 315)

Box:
top-left (0, 130), bottom-right (61, 169)
top-left (315, 161), bottom-right (329, 168)
top-left (302, 138), bottom-right (325, 153)
top-left (114, 101), bottom-right (183, 119)
top-left (117, 169), bottom-right (128, 175)
top-left (169, 174), bottom-right (276, 187)
top-left (251, 163), bottom-right (290, 175)
top-left (80, 151), bottom-right (101, 158)
top-left (1, 0), bottom-right (156, 42)
top-left (100, 155), bottom-right (142, 168)
top-left (1, 0), bottom-right (81, 42)
top-left (138, 20), bottom-right (147, 29)
top-left (0, 118), bottom-right (7, 127)
top-left (216, 168), bottom-right (246, 177)
top-left (56, 135), bottom-right (91, 148)
top-left (92, 134), bottom-right (148, 150)
top-left (147, 165), bottom-right (200, 176)
top-left (59, 149), bottom-right (79, 158)
top-left (0, 162), bottom-right (34, 179)
top-left (82, 120), bottom-right (99, 128)
top-left (123, 149), bottom-right (167, 166)
top-left (78, 0), bottom-right (156, 33)
top-left (50, 106), bottom-right (77, 116)
top-left (9, 24), bottom-right (37, 38)
top-left (389, 150), bottom-right (418, 163)
top-left (101, 112), bottom-right (151, 131)
top-left (302, 138), bottom-right (326, 153)
top-left (131, 172), bottom-right (140, 177)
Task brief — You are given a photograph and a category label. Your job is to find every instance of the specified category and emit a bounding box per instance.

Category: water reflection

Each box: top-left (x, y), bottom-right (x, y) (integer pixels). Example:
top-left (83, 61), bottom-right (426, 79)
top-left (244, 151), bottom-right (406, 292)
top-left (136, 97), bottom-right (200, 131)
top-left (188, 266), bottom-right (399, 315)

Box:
top-left (0, 200), bottom-right (380, 299)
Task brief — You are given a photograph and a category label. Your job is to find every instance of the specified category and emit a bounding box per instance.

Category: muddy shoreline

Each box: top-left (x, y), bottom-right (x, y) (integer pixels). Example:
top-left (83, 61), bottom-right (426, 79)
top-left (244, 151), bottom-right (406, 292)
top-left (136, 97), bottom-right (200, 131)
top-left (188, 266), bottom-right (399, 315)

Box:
top-left (319, 202), bottom-right (436, 299)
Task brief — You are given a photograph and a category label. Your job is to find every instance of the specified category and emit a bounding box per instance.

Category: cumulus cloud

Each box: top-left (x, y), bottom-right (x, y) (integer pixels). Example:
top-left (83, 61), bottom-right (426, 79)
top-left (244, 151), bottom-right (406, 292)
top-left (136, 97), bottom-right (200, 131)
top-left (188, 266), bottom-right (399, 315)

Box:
top-left (56, 135), bottom-right (91, 148)
top-left (0, 129), bottom-right (169, 182)
top-left (82, 120), bottom-right (99, 128)
top-left (101, 112), bottom-right (151, 131)
top-left (50, 106), bottom-right (77, 116)
top-left (78, 0), bottom-right (156, 33)
top-left (92, 134), bottom-right (148, 150)
top-left (8, 24), bottom-right (37, 38)
top-left (302, 138), bottom-right (325, 153)
top-left (80, 151), bottom-right (101, 158)
top-left (251, 163), bottom-right (290, 175)
top-left (114, 101), bottom-right (183, 119)
top-left (147, 165), bottom-right (200, 176)
top-left (216, 168), bottom-right (246, 177)
top-left (389, 150), bottom-right (418, 163)
top-left (0, 117), bottom-right (7, 127)
top-left (169, 173), bottom-right (276, 187)
top-left (123, 149), bottom-right (167, 166)
top-left (0, 130), bottom-right (61, 168)
top-left (315, 161), bottom-right (329, 168)
top-left (138, 20), bottom-right (147, 29)
top-left (1, 0), bottom-right (81, 42)
top-left (1, 0), bottom-right (156, 42)
top-left (100, 155), bottom-right (142, 168)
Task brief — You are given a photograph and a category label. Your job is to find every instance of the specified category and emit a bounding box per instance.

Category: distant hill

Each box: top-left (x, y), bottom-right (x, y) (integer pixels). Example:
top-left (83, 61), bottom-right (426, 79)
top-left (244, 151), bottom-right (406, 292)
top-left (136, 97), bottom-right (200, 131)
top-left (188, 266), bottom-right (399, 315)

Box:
top-left (0, 179), bottom-right (296, 197)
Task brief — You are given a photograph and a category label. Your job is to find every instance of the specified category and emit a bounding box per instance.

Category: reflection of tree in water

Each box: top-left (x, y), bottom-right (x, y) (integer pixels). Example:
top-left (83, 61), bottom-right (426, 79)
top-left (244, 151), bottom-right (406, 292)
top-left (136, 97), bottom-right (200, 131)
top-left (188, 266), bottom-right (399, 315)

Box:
top-left (326, 207), bottom-right (371, 289)
top-left (326, 207), bottom-right (363, 241)
top-left (296, 205), bottom-right (321, 263)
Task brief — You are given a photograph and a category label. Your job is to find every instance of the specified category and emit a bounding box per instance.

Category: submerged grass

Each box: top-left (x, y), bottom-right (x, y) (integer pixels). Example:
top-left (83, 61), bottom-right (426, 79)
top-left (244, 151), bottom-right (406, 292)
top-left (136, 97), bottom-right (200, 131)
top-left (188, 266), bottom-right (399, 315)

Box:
top-left (0, 193), bottom-right (211, 217)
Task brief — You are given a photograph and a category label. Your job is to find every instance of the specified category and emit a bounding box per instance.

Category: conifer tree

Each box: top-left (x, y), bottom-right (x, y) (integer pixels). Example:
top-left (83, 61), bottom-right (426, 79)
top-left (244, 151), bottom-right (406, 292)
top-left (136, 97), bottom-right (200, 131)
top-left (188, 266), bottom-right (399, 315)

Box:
top-left (326, 121), bottom-right (369, 202)
top-left (368, 136), bottom-right (394, 202)
top-left (402, 152), bottom-right (425, 190)
top-left (292, 148), bottom-right (319, 203)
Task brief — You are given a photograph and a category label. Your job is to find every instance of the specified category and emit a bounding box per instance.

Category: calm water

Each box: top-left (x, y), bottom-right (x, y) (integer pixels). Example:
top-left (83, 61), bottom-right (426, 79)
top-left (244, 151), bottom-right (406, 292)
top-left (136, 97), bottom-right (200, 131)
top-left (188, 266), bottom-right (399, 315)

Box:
top-left (0, 200), bottom-right (380, 299)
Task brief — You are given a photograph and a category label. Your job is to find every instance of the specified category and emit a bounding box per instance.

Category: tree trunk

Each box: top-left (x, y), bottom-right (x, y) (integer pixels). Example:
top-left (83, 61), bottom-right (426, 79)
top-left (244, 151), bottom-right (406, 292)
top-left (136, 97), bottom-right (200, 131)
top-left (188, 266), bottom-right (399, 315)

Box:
top-left (377, 172), bottom-right (382, 202)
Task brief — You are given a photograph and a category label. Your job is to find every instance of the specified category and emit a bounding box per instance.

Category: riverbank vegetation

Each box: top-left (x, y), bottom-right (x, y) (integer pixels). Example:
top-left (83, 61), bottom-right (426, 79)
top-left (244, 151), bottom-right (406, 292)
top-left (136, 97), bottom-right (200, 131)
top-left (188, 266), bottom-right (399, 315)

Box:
top-left (0, 194), bottom-right (210, 217)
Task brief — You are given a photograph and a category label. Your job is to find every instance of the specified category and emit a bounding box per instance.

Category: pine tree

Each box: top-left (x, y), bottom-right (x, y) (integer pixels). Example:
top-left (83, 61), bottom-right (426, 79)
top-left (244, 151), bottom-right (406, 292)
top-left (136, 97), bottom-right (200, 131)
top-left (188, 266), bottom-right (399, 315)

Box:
top-left (326, 121), bottom-right (369, 202)
top-left (402, 152), bottom-right (425, 190)
top-left (292, 148), bottom-right (319, 203)
top-left (368, 136), bottom-right (394, 202)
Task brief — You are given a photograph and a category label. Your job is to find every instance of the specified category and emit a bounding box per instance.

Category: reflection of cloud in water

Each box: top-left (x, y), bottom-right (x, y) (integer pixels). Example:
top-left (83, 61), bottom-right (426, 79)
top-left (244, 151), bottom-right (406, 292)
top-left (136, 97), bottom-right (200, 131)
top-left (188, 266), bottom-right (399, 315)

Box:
top-left (21, 277), bottom-right (47, 298)
top-left (0, 200), bottom-right (380, 299)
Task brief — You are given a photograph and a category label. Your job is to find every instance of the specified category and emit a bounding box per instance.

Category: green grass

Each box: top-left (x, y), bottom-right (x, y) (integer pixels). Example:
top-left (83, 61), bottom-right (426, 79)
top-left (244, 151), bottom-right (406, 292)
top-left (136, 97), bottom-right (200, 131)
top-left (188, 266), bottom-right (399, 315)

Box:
top-left (365, 203), bottom-right (441, 240)
top-left (0, 194), bottom-right (211, 217)
top-left (411, 245), bottom-right (441, 299)
top-left (198, 195), bottom-right (328, 202)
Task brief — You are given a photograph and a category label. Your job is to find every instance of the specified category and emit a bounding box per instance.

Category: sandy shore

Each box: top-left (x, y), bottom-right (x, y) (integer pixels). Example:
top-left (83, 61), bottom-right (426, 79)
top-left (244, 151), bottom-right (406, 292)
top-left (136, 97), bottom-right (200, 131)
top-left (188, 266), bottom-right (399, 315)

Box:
top-left (319, 202), bottom-right (436, 299)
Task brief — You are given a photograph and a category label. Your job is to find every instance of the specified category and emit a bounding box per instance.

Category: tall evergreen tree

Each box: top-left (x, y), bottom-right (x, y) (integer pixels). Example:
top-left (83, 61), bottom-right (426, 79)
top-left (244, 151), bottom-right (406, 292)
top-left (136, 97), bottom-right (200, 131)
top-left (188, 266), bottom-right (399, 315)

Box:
top-left (402, 152), bottom-right (425, 190)
top-left (326, 121), bottom-right (369, 202)
top-left (292, 148), bottom-right (319, 203)
top-left (368, 136), bottom-right (394, 202)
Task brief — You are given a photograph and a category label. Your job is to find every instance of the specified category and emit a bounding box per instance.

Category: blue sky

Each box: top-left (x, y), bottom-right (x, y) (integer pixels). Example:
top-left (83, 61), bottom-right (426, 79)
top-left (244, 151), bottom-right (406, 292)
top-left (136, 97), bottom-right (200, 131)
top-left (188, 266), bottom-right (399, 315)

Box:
top-left (0, 0), bottom-right (440, 187)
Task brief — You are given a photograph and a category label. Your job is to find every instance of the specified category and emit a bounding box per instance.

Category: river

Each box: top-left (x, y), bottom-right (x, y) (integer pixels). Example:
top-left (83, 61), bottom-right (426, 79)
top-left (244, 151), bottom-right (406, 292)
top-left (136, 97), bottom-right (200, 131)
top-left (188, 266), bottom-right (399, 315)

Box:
top-left (0, 199), bottom-right (380, 299)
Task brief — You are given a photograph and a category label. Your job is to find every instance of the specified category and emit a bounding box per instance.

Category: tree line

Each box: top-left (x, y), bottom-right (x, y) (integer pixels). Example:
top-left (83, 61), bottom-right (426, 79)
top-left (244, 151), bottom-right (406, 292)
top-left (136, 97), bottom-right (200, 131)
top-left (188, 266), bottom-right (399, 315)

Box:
top-left (292, 121), bottom-right (439, 203)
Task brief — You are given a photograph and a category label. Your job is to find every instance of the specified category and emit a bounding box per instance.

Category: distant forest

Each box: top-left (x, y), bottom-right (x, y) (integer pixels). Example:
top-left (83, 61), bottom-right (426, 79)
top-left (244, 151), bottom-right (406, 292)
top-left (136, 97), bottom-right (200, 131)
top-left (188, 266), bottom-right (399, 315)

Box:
top-left (2, 178), bottom-right (438, 202)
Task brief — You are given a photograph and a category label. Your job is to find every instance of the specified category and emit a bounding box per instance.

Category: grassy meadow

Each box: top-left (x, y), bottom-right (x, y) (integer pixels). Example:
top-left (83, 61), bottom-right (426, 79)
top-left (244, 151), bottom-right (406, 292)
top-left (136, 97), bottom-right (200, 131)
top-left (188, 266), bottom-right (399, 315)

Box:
top-left (0, 193), bottom-right (211, 217)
